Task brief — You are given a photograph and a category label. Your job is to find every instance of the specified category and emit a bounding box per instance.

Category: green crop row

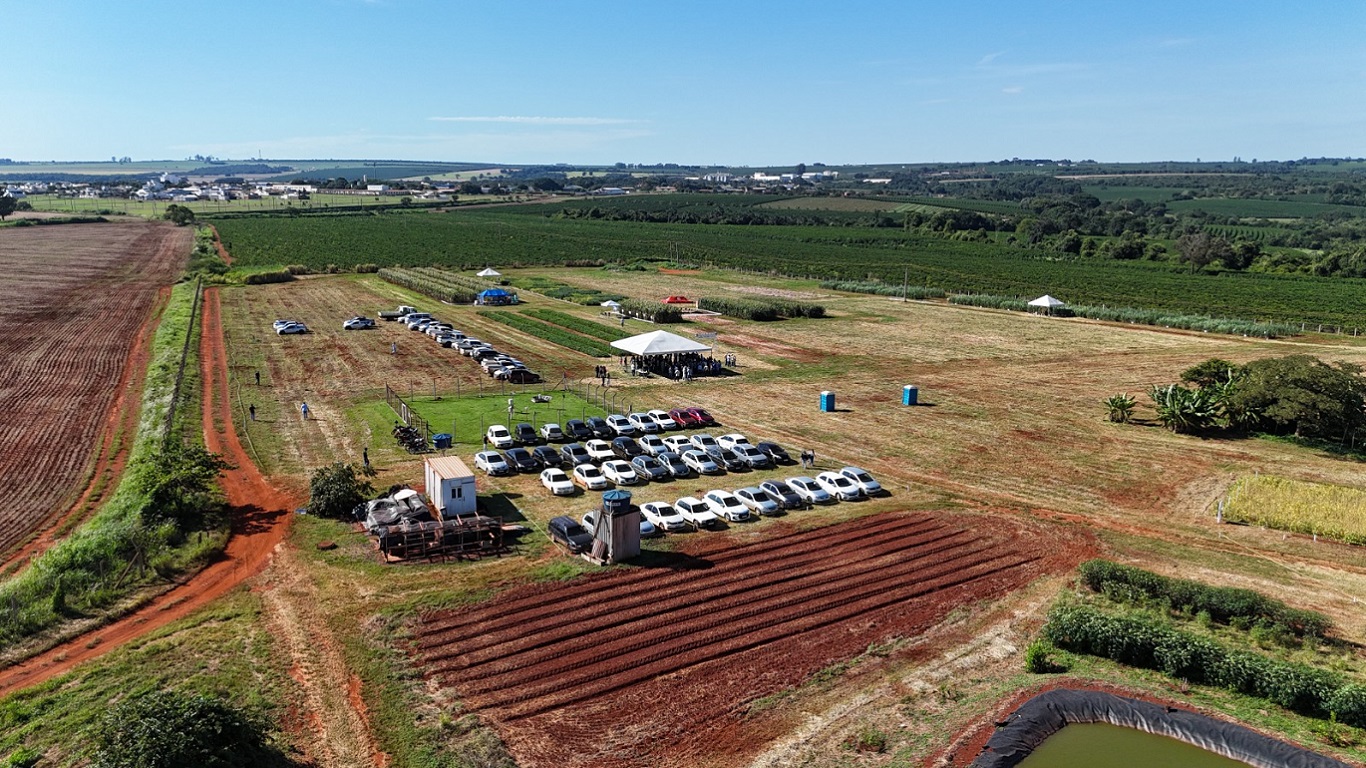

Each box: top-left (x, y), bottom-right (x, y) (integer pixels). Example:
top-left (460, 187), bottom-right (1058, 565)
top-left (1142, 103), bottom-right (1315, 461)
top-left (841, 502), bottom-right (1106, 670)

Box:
top-left (1044, 604), bottom-right (1366, 726)
top-left (377, 267), bottom-right (480, 304)
top-left (522, 309), bottom-right (629, 342)
top-left (696, 295), bottom-right (825, 320)
top-left (619, 298), bottom-right (683, 324)
top-left (477, 311), bottom-right (615, 357)
top-left (1078, 560), bottom-right (1330, 637)
top-left (819, 280), bottom-right (948, 299)
top-left (948, 293), bottom-right (1296, 337)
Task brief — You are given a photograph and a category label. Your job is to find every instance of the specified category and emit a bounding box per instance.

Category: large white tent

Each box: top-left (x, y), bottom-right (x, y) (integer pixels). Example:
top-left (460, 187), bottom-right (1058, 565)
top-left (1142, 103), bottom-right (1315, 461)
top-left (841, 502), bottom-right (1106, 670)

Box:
top-left (610, 329), bottom-right (712, 356)
top-left (1028, 295), bottom-right (1066, 315)
top-left (477, 267), bottom-right (501, 277)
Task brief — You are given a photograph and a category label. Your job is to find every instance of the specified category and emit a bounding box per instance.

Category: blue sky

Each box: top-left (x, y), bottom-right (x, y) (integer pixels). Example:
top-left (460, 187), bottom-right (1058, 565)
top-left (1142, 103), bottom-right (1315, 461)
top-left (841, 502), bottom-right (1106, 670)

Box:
top-left (3, 1), bottom-right (1364, 165)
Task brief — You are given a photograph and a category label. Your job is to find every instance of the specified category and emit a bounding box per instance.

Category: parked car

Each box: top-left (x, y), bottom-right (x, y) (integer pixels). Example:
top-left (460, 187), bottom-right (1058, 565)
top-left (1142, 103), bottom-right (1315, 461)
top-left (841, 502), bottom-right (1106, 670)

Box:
top-left (787, 476), bottom-right (833, 505)
top-left (547, 516), bottom-right (594, 554)
top-left (473, 450), bottom-right (511, 476)
top-left (627, 412), bottom-right (660, 434)
top-left (272, 319), bottom-right (299, 331)
top-left (661, 435), bottom-right (694, 453)
top-left (630, 455), bottom-right (670, 481)
top-left (605, 414), bottom-right (636, 436)
top-left (681, 449), bottom-right (722, 475)
top-left (403, 313), bottom-right (433, 329)
top-left (485, 425), bottom-right (514, 449)
top-left (584, 439), bottom-right (615, 463)
top-left (342, 316), bottom-right (375, 330)
top-left (736, 487), bottom-right (781, 516)
top-left (504, 447), bottom-right (540, 473)
top-left (276, 322), bottom-right (308, 335)
top-left (756, 441), bottom-right (794, 464)
top-left (600, 460), bottom-right (641, 486)
top-left (611, 436), bottom-right (645, 460)
top-left (656, 451), bottom-right (692, 478)
top-left (703, 490), bottom-right (751, 522)
top-left (674, 497), bottom-right (721, 530)
top-left (668, 407), bottom-right (702, 428)
top-left (637, 434), bottom-right (668, 457)
top-left (688, 433), bottom-right (720, 453)
top-left (514, 422), bottom-right (539, 445)
top-left (646, 409), bottom-right (679, 431)
top-left (839, 466), bottom-right (884, 496)
top-left (532, 445), bottom-right (563, 468)
top-left (585, 416), bottom-right (614, 439)
top-left (759, 479), bottom-right (803, 510)
top-left (560, 442), bottom-right (592, 466)
top-left (816, 471), bottom-right (863, 501)
top-left (707, 447), bottom-right (748, 472)
top-left (501, 368), bottom-right (541, 384)
top-left (572, 463), bottom-right (610, 491)
top-left (540, 468), bottom-right (576, 495)
top-left (640, 501), bottom-right (690, 532)
top-left (565, 419), bottom-right (593, 441)
top-left (686, 407), bottom-right (716, 426)
top-left (732, 443), bottom-right (771, 469)
top-left (540, 423), bottom-right (566, 442)
top-left (582, 509), bottom-right (657, 539)
top-left (717, 433), bottom-right (752, 451)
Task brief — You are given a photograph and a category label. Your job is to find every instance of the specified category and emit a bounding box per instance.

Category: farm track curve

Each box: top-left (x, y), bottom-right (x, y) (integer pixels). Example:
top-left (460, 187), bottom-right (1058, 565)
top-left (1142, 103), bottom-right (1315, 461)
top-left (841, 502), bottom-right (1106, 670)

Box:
top-left (0, 287), bottom-right (296, 696)
top-left (415, 512), bottom-right (1094, 768)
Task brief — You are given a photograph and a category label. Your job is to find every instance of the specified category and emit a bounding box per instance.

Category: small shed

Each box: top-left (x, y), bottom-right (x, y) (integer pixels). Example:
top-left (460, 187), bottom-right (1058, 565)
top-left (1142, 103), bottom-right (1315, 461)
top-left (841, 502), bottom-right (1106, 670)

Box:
top-left (424, 456), bottom-right (476, 519)
top-left (590, 490), bottom-right (640, 564)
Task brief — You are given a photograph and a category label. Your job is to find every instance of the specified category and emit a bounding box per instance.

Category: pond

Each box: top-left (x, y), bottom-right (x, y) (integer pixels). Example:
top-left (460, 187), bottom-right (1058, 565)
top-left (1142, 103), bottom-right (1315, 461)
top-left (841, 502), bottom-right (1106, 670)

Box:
top-left (1019, 723), bottom-right (1251, 768)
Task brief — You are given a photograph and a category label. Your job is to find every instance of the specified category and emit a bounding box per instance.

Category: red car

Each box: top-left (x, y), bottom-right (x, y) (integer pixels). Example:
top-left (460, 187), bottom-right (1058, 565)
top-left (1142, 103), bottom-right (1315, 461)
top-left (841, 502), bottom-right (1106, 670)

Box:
top-left (668, 407), bottom-right (700, 428)
top-left (686, 407), bottom-right (715, 426)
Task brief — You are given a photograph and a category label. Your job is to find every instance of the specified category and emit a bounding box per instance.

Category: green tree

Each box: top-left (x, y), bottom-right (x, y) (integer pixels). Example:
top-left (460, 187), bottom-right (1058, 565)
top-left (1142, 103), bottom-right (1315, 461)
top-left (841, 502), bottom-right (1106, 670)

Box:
top-left (1230, 355), bottom-right (1366, 438)
top-left (308, 462), bottom-right (374, 519)
top-left (134, 443), bottom-right (233, 532)
top-left (163, 204), bottom-right (195, 226)
top-left (1148, 384), bottom-right (1219, 433)
top-left (1176, 231), bottom-right (1231, 273)
top-left (1181, 358), bottom-right (1241, 389)
top-left (0, 195), bottom-right (17, 221)
top-left (90, 690), bottom-right (284, 768)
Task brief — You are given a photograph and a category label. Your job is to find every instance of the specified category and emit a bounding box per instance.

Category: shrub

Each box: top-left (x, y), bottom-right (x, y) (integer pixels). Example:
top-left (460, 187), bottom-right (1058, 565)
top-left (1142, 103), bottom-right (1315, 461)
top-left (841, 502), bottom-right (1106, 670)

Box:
top-left (1024, 639), bottom-right (1068, 673)
top-left (242, 269), bottom-right (294, 285)
top-left (355, 263), bottom-right (379, 273)
top-left (89, 691), bottom-right (281, 768)
top-left (3, 747), bottom-right (40, 768)
top-left (285, 263), bottom-right (312, 275)
top-left (849, 725), bottom-right (888, 753)
top-left (308, 463), bottom-right (374, 520)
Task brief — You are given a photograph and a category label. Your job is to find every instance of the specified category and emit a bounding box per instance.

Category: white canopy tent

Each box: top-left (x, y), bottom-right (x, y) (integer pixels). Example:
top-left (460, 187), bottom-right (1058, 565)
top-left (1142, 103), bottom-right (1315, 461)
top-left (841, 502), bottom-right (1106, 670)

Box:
top-left (1028, 295), bottom-right (1066, 315)
top-left (610, 330), bottom-right (712, 357)
top-left (600, 300), bottom-right (622, 308)
top-left (477, 267), bottom-right (501, 277)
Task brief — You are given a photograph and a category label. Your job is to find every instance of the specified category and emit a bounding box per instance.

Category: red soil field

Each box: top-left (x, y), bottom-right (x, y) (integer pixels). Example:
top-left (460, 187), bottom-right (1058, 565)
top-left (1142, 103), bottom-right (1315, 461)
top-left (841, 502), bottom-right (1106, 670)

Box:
top-left (0, 221), bottom-right (189, 557)
top-left (414, 511), bottom-right (1092, 768)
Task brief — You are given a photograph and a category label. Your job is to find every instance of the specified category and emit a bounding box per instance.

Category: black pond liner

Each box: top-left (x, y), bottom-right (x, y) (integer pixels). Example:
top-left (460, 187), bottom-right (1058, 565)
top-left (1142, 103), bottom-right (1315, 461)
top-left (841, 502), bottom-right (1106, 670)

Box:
top-left (970, 688), bottom-right (1351, 768)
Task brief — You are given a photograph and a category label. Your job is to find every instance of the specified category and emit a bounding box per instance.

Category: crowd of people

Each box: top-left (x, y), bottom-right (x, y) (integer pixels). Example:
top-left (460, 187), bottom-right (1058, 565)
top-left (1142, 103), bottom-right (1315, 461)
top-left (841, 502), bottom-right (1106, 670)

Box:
top-left (619, 352), bottom-right (734, 381)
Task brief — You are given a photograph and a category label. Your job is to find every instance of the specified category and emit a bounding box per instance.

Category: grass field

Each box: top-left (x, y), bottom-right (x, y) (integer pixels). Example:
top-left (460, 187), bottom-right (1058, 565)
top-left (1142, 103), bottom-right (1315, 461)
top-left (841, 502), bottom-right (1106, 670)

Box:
top-left (1222, 475), bottom-right (1366, 545)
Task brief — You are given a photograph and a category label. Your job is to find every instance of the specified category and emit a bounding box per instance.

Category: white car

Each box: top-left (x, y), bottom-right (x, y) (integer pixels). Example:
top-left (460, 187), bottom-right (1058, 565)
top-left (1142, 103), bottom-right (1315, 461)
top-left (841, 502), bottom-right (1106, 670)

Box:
top-left (787, 476), bottom-right (833, 505)
top-left (600, 460), bottom-right (641, 486)
top-left (735, 487), bottom-right (780, 516)
top-left (485, 425), bottom-right (514, 449)
top-left (815, 471), bottom-right (863, 501)
top-left (605, 414), bottom-right (636, 436)
top-left (688, 433), bottom-right (720, 453)
top-left (674, 497), bottom-right (721, 530)
top-left (540, 468), bottom-right (575, 495)
top-left (717, 433), bottom-right (752, 451)
top-left (584, 439), bottom-right (615, 463)
top-left (474, 451), bottom-right (511, 476)
top-left (572, 463), bottom-right (610, 491)
top-left (276, 322), bottom-right (308, 335)
top-left (703, 490), bottom-right (750, 522)
top-left (272, 319), bottom-right (298, 331)
top-left (640, 501), bottom-right (690, 532)
top-left (627, 412), bottom-right (661, 434)
top-left (646, 409), bottom-right (679, 431)
top-left (662, 435), bottom-right (694, 453)
top-left (540, 423), bottom-right (566, 442)
top-left (637, 434), bottom-right (668, 457)
top-left (681, 449), bottom-right (721, 475)
top-left (840, 466), bottom-right (884, 496)
top-left (342, 316), bottom-right (375, 330)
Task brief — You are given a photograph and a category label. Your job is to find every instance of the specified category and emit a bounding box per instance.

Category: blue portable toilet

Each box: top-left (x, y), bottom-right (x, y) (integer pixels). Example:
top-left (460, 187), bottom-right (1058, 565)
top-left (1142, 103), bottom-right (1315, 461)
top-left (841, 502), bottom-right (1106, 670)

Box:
top-left (819, 391), bottom-right (835, 412)
top-left (431, 433), bottom-right (452, 449)
top-left (902, 385), bottom-right (918, 406)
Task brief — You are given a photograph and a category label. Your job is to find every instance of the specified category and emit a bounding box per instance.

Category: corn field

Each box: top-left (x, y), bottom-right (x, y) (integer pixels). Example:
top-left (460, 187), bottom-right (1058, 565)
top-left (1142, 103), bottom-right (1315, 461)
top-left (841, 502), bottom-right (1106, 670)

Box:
top-left (1223, 475), bottom-right (1366, 545)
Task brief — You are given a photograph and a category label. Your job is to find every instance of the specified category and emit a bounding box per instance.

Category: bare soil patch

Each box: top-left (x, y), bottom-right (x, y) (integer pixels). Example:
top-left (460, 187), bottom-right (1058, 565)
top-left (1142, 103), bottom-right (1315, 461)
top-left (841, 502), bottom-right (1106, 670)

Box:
top-left (413, 511), bottom-right (1092, 768)
top-left (0, 221), bottom-right (188, 557)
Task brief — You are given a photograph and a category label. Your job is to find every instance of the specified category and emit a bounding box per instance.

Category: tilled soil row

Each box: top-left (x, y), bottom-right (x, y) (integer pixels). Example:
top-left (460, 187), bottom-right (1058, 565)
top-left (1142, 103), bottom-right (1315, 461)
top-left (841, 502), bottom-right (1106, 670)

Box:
top-left (416, 514), bottom-right (942, 663)
top-left (429, 524), bottom-right (970, 681)
top-left (416, 511), bottom-right (928, 641)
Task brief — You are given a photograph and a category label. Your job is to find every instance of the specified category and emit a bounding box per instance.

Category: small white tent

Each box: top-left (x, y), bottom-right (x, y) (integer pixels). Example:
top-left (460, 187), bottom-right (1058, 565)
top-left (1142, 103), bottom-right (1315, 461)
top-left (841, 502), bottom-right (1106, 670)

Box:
top-left (600, 300), bottom-right (622, 308)
top-left (1028, 295), bottom-right (1066, 315)
top-left (610, 330), bottom-right (712, 357)
top-left (477, 267), bottom-right (501, 277)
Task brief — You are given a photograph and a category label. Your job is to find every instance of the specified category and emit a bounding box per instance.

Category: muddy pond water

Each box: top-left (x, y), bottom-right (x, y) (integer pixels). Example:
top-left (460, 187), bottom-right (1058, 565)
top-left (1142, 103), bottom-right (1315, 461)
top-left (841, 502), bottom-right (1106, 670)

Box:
top-left (1018, 722), bottom-right (1251, 767)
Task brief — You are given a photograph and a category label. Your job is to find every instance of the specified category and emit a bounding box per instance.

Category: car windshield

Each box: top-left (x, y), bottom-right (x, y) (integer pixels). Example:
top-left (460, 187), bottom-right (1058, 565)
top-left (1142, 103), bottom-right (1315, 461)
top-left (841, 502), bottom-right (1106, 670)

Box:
top-left (693, 409), bottom-right (712, 419)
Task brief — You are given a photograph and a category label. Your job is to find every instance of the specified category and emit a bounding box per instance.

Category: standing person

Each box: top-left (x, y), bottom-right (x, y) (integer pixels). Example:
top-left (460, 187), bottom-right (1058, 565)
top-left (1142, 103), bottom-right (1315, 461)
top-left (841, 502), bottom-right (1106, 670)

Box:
top-left (482, 433), bottom-right (489, 449)
top-left (363, 446), bottom-right (370, 469)
top-left (255, 370), bottom-right (261, 386)
top-left (248, 404), bottom-right (256, 421)
top-left (301, 401), bottom-right (310, 420)
top-left (808, 448), bottom-right (816, 468)
top-left (391, 341), bottom-right (398, 355)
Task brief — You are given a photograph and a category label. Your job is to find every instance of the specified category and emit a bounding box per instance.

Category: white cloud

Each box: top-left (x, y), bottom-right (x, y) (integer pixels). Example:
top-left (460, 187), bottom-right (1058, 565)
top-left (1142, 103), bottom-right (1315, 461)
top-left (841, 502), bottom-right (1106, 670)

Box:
top-left (428, 116), bottom-right (642, 126)
top-left (977, 51), bottom-right (1006, 67)
top-left (1002, 86), bottom-right (1024, 94)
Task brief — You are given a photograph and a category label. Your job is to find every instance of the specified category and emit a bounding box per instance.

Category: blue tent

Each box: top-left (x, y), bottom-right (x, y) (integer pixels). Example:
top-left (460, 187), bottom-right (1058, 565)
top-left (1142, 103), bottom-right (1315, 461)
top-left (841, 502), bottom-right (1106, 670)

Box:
top-left (477, 288), bottom-right (517, 305)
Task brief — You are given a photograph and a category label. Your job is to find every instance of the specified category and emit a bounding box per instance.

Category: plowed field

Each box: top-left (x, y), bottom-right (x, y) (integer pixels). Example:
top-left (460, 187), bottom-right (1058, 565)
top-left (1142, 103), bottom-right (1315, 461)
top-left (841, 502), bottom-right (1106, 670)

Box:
top-left (0, 221), bottom-right (188, 556)
top-left (414, 511), bottom-right (1091, 768)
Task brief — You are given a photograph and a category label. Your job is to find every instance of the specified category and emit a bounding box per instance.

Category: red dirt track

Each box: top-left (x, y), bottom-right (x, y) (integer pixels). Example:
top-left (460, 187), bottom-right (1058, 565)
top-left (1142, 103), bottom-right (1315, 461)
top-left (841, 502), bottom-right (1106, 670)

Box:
top-left (0, 222), bottom-right (188, 557)
top-left (415, 511), bottom-right (1092, 768)
top-left (0, 287), bottom-right (294, 696)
